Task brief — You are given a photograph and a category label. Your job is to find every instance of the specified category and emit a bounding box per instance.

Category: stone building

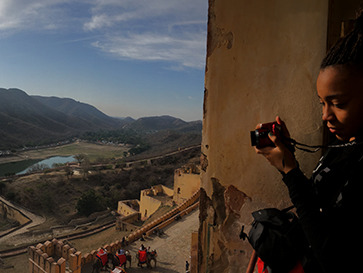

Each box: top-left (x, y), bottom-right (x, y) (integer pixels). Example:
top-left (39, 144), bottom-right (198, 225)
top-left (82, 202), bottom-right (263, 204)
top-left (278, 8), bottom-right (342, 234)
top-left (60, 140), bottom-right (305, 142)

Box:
top-left (117, 199), bottom-right (139, 217)
top-left (116, 164), bottom-right (201, 222)
top-left (139, 184), bottom-right (174, 220)
top-left (173, 164), bottom-right (201, 205)
top-left (198, 0), bottom-right (360, 272)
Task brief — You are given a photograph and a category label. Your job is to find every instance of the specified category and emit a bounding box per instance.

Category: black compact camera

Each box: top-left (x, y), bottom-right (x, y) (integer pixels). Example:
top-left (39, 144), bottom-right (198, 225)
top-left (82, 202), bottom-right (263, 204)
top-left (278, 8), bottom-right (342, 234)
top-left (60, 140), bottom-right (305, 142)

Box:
top-left (250, 122), bottom-right (282, 148)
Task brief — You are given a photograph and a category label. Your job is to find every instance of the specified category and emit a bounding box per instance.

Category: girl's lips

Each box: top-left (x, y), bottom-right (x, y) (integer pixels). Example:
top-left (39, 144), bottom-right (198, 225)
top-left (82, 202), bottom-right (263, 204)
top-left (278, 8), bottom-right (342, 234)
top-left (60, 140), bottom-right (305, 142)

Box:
top-left (329, 127), bottom-right (337, 133)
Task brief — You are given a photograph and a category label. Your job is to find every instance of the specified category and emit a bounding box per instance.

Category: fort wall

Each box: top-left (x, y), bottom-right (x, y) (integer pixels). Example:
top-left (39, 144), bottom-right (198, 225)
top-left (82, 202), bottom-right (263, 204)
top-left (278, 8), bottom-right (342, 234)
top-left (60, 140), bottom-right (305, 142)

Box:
top-left (139, 185), bottom-right (173, 220)
top-left (117, 200), bottom-right (139, 216)
top-left (173, 166), bottom-right (200, 205)
top-left (0, 200), bottom-right (30, 225)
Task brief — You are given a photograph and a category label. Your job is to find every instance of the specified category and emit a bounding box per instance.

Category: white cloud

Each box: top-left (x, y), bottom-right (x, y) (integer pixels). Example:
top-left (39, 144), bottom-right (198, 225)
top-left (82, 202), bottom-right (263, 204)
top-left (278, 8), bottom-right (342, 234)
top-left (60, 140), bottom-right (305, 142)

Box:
top-left (0, 0), bottom-right (207, 69)
top-left (86, 0), bottom-right (207, 69)
top-left (0, 0), bottom-right (90, 33)
top-left (91, 30), bottom-right (206, 69)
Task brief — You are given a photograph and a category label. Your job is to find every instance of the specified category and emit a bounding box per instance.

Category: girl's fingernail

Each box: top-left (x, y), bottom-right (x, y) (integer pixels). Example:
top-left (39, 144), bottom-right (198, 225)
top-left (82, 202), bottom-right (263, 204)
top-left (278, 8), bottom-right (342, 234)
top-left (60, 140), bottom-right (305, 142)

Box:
top-left (268, 132), bottom-right (273, 136)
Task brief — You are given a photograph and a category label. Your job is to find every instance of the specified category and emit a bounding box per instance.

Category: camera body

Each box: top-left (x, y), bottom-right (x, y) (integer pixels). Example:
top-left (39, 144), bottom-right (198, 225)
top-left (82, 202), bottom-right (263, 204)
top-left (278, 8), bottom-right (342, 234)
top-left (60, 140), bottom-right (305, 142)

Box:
top-left (250, 122), bottom-right (282, 148)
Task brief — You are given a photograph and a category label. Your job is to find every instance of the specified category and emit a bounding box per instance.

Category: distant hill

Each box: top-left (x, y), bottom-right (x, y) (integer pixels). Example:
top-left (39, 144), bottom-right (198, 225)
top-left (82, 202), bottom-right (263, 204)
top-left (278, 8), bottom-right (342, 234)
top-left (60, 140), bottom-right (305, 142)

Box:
top-left (32, 96), bottom-right (126, 128)
top-left (125, 116), bottom-right (202, 159)
top-left (0, 89), bottom-right (124, 149)
top-left (124, 115), bottom-right (202, 133)
top-left (0, 88), bottom-right (202, 151)
top-left (112, 116), bottom-right (135, 123)
top-left (0, 88), bottom-right (91, 148)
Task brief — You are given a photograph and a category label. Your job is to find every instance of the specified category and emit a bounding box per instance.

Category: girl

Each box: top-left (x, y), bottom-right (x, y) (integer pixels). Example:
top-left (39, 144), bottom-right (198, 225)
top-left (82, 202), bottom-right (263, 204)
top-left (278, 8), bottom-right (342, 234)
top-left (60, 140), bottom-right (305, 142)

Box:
top-left (255, 7), bottom-right (363, 273)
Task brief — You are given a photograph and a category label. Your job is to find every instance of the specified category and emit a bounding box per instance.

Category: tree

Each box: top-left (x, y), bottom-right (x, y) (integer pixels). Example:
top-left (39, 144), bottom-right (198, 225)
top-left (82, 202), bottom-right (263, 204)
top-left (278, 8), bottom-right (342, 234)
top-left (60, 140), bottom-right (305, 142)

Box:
top-left (6, 191), bottom-right (16, 202)
top-left (64, 165), bottom-right (74, 180)
top-left (27, 163), bottom-right (49, 173)
top-left (81, 157), bottom-right (91, 179)
top-left (76, 190), bottom-right (104, 217)
top-left (0, 181), bottom-right (6, 194)
top-left (74, 154), bottom-right (86, 165)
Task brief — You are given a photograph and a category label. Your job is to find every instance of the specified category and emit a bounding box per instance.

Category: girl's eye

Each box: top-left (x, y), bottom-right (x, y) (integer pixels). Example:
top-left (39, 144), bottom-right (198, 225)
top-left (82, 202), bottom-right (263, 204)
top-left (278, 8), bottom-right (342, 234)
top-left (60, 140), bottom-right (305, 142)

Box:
top-left (332, 103), bottom-right (346, 108)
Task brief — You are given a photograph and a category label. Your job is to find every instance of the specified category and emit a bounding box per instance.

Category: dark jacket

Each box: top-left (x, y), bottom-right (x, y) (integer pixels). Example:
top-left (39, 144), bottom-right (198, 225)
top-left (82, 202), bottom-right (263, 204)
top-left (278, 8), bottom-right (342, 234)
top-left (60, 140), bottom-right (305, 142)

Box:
top-left (283, 140), bottom-right (362, 272)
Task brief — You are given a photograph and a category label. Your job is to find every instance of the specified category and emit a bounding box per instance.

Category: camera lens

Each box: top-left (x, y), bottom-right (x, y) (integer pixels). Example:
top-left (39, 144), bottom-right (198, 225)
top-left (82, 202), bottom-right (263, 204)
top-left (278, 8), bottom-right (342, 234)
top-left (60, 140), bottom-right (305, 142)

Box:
top-left (250, 130), bottom-right (258, 146)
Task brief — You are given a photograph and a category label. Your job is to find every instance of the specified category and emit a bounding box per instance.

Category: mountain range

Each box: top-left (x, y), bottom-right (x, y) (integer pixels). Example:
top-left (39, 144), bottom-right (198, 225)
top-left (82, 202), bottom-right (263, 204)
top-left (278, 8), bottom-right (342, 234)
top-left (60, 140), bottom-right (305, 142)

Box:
top-left (0, 88), bottom-right (201, 149)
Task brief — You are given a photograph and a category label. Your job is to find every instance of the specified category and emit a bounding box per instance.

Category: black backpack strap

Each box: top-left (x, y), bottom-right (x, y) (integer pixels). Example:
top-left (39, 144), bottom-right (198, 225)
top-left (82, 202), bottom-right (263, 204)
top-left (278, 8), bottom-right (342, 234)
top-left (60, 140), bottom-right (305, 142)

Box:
top-left (281, 205), bottom-right (295, 214)
top-left (239, 225), bottom-right (248, 240)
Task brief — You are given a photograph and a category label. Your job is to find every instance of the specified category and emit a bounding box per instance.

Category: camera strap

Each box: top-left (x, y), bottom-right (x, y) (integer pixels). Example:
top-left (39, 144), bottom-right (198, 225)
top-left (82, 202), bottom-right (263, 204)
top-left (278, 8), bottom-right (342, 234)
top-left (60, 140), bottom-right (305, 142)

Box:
top-left (285, 137), bottom-right (360, 153)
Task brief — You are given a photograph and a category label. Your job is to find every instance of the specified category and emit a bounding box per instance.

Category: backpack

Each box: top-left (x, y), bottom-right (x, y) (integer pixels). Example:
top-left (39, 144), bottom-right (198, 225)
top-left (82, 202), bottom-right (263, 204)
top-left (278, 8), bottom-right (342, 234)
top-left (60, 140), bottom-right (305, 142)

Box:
top-left (240, 206), bottom-right (309, 273)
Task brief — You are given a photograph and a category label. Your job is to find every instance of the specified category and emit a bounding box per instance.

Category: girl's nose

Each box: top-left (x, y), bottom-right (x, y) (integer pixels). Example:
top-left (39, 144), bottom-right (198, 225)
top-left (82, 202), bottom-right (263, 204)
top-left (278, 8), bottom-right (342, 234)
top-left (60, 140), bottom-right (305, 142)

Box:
top-left (322, 105), bottom-right (335, 121)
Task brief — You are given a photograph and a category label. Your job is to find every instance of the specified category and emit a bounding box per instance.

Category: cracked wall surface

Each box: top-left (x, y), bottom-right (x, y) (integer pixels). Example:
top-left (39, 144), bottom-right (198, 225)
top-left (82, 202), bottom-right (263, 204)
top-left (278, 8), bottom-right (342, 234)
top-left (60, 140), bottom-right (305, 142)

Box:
top-left (199, 0), bottom-right (329, 272)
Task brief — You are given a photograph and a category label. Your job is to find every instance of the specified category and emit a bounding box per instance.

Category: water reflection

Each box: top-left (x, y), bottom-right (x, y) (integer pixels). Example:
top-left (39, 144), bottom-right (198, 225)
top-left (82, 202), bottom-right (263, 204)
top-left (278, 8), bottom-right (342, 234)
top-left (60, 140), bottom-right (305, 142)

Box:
top-left (0, 156), bottom-right (75, 177)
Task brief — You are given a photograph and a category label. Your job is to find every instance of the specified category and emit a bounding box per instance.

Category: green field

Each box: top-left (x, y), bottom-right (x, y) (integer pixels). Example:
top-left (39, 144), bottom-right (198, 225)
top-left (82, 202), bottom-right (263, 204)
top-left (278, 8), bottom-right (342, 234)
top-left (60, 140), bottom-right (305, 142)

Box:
top-left (0, 141), bottom-right (129, 164)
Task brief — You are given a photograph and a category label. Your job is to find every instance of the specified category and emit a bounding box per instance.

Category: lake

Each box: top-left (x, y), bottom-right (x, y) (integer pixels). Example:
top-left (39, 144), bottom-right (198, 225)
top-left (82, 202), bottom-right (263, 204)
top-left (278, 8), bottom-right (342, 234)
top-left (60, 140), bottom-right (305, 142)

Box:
top-left (0, 156), bottom-right (75, 177)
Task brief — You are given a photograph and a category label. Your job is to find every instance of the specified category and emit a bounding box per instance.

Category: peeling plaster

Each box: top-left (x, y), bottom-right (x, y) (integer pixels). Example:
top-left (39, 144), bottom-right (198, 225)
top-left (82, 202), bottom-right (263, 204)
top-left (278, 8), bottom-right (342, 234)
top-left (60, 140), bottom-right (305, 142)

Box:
top-left (211, 177), bottom-right (226, 226)
top-left (201, 153), bottom-right (209, 172)
top-left (224, 185), bottom-right (251, 218)
top-left (200, 181), bottom-right (254, 272)
top-left (203, 88), bottom-right (208, 118)
top-left (207, 0), bottom-right (235, 58)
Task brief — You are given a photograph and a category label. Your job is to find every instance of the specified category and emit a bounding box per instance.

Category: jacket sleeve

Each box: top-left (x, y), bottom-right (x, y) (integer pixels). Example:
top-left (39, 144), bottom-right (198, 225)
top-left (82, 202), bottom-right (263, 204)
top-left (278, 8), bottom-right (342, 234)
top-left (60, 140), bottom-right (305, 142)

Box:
top-left (282, 168), bottom-right (358, 273)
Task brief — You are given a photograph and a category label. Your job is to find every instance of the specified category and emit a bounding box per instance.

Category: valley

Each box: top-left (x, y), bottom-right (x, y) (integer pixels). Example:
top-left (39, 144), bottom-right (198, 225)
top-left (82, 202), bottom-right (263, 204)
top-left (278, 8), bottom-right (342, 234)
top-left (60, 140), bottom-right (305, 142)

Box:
top-left (0, 88), bottom-right (202, 271)
top-left (0, 141), bottom-right (129, 165)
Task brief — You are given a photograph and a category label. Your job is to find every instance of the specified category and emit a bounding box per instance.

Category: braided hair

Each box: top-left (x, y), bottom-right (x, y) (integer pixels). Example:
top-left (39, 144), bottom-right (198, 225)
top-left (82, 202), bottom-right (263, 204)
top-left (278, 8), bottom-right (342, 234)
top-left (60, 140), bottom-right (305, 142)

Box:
top-left (321, 6), bottom-right (363, 70)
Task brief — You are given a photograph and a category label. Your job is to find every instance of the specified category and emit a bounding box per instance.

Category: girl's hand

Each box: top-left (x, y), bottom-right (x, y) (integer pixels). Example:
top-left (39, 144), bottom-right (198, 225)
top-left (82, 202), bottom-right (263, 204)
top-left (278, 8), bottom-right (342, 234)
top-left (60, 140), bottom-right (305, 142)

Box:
top-left (255, 117), bottom-right (297, 174)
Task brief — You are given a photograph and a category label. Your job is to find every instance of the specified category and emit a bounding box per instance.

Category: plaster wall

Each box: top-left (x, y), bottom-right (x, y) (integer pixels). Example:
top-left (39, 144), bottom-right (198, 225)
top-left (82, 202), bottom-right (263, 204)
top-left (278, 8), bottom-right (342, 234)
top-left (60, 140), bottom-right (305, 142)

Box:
top-left (199, 0), bottom-right (331, 272)
top-left (139, 194), bottom-right (162, 220)
top-left (1, 200), bottom-right (30, 225)
top-left (173, 170), bottom-right (201, 205)
top-left (161, 185), bottom-right (174, 197)
top-left (117, 200), bottom-right (139, 216)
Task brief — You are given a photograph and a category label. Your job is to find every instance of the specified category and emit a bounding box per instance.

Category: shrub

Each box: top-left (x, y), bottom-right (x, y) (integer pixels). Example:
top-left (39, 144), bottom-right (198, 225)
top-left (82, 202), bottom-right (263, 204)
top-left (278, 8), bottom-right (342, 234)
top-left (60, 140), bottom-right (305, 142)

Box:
top-left (76, 190), bottom-right (105, 217)
top-left (6, 191), bottom-right (16, 201)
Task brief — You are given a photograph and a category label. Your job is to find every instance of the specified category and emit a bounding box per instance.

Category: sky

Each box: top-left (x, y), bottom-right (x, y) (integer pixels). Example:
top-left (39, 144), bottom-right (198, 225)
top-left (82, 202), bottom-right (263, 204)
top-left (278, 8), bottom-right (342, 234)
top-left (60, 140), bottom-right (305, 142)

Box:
top-left (0, 0), bottom-right (208, 121)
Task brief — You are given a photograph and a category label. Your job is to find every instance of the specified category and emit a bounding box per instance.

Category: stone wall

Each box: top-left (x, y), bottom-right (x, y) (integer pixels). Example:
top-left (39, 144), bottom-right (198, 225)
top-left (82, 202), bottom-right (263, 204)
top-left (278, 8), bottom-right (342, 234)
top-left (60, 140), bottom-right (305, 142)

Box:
top-left (0, 199), bottom-right (31, 238)
top-left (115, 212), bottom-right (140, 231)
top-left (0, 200), bottom-right (30, 226)
top-left (117, 200), bottom-right (139, 216)
top-left (28, 239), bottom-right (81, 273)
top-left (173, 166), bottom-right (201, 205)
top-left (139, 184), bottom-right (174, 220)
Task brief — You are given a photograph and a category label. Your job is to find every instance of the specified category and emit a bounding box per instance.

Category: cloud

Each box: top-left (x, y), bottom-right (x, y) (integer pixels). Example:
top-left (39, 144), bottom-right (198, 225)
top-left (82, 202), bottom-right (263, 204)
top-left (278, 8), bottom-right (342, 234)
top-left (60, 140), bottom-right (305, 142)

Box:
top-left (84, 0), bottom-right (207, 69)
top-left (0, 0), bottom-right (90, 33)
top-left (91, 30), bottom-right (206, 69)
top-left (0, 0), bottom-right (207, 69)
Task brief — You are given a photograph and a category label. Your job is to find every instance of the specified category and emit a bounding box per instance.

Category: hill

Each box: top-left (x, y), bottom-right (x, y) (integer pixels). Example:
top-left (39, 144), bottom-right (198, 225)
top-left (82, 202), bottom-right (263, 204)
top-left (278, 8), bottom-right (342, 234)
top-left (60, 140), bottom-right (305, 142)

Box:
top-left (0, 88), bottom-right (202, 153)
top-left (124, 115), bottom-right (187, 132)
top-left (32, 96), bottom-right (127, 129)
top-left (125, 115), bottom-right (202, 133)
top-left (0, 88), bottom-right (97, 149)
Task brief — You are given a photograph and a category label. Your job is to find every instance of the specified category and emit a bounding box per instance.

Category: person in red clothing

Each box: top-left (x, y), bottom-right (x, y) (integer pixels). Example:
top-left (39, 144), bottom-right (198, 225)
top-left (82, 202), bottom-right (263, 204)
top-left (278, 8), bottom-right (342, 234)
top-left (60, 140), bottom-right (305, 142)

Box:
top-left (115, 249), bottom-right (127, 267)
top-left (95, 247), bottom-right (108, 267)
top-left (138, 248), bottom-right (147, 267)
